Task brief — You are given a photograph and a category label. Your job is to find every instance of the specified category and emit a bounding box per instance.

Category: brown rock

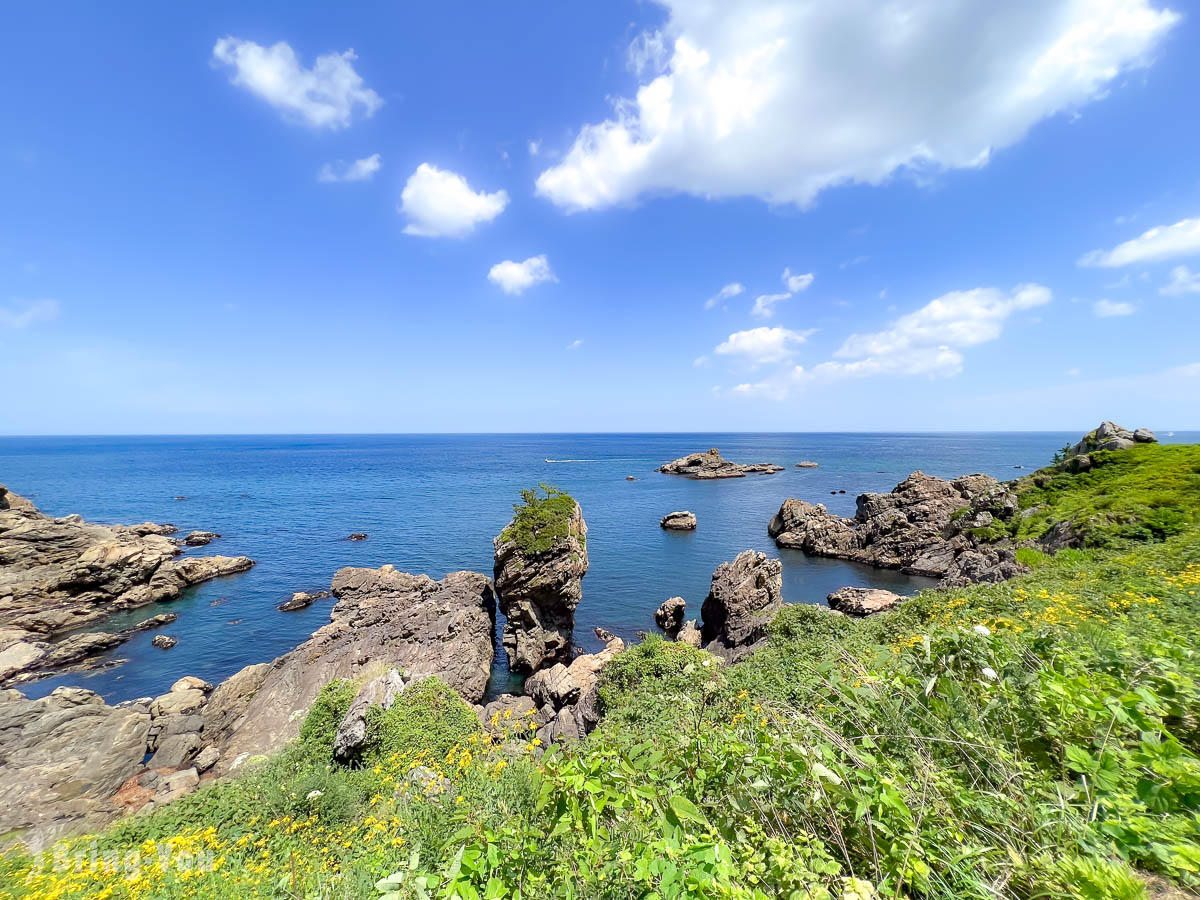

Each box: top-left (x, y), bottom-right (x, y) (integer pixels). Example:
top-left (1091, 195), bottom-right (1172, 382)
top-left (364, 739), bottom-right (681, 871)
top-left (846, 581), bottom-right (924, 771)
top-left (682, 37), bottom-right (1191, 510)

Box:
top-left (654, 597), bottom-right (686, 636)
top-left (826, 587), bottom-right (903, 617)
top-left (660, 511), bottom-right (697, 530)
top-left (700, 551), bottom-right (782, 661)
top-left (657, 448), bottom-right (783, 479)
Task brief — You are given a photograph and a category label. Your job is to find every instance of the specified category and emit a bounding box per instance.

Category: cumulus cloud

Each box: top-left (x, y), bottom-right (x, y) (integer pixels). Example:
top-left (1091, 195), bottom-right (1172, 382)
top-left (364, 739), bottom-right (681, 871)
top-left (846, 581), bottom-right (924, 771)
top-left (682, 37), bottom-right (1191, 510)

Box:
top-left (1079, 217), bottom-right (1200, 267)
top-left (782, 268), bottom-right (813, 293)
top-left (488, 255), bottom-right (556, 295)
top-left (703, 282), bottom-right (744, 309)
top-left (751, 292), bottom-right (791, 319)
top-left (0, 298), bottom-right (59, 328)
top-left (211, 37), bottom-right (382, 129)
top-left (1161, 265), bottom-right (1200, 296)
top-left (536, 1), bottom-right (1176, 211)
top-left (1093, 298), bottom-right (1136, 317)
top-left (714, 326), bottom-right (814, 366)
top-left (317, 153), bottom-right (382, 183)
top-left (400, 164), bottom-right (509, 238)
top-left (566, 338), bottom-right (583, 350)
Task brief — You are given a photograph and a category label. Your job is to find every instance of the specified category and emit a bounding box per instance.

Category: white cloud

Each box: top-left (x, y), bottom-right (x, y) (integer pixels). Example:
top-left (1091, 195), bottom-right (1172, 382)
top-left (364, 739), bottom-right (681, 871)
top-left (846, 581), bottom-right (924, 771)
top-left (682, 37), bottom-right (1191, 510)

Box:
top-left (782, 268), bottom-right (813, 293)
top-left (488, 255), bottom-right (556, 295)
top-left (1161, 265), bottom-right (1200, 296)
top-left (714, 326), bottom-right (814, 366)
top-left (528, 140), bottom-right (542, 157)
top-left (1093, 298), bottom-right (1136, 317)
top-left (692, 355), bottom-right (710, 367)
top-left (535, 1), bottom-right (1176, 211)
top-left (704, 281), bottom-right (744, 309)
top-left (832, 284), bottom-right (1051, 374)
top-left (566, 338), bottom-right (583, 351)
top-left (1067, 367), bottom-right (1081, 377)
top-left (1079, 217), bottom-right (1200, 267)
top-left (211, 38), bottom-right (382, 129)
top-left (751, 291), bottom-right (791, 319)
top-left (0, 298), bottom-right (59, 328)
top-left (1173, 362), bottom-right (1200, 377)
top-left (400, 164), bottom-right (509, 238)
top-left (317, 153), bottom-right (382, 183)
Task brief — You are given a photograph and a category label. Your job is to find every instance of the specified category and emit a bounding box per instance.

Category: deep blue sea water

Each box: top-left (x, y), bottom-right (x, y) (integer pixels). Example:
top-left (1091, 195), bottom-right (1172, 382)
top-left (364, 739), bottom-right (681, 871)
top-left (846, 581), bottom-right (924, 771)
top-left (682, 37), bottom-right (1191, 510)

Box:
top-left (3, 432), bottom-right (1192, 704)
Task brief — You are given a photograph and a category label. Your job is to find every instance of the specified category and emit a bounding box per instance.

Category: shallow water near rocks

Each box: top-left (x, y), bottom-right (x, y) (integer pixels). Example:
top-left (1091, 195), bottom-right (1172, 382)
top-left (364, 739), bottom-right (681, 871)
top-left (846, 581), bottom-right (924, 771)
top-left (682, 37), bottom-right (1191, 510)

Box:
top-left (1, 431), bottom-right (1164, 703)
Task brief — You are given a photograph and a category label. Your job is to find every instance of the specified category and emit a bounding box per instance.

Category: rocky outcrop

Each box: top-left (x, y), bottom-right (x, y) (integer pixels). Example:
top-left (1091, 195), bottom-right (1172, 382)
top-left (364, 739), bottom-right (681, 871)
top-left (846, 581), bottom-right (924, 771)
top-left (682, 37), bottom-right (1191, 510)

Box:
top-left (522, 628), bottom-right (624, 745)
top-left (677, 619), bottom-right (702, 648)
top-left (183, 531), bottom-right (219, 546)
top-left (795, 460), bottom-right (819, 468)
top-left (332, 668), bottom-right (408, 763)
top-left (494, 500), bottom-right (588, 675)
top-left (768, 472), bottom-right (1025, 586)
top-left (215, 568), bottom-right (495, 772)
top-left (277, 590), bottom-right (330, 612)
top-left (0, 686), bottom-right (150, 851)
top-left (826, 587), bottom-right (903, 617)
top-left (655, 597), bottom-right (686, 636)
top-left (657, 448), bottom-right (783, 479)
top-left (1070, 421), bottom-right (1156, 456)
top-left (700, 551), bottom-right (782, 662)
top-left (0, 482), bottom-right (253, 685)
top-left (151, 635), bottom-right (177, 649)
top-left (660, 511), bottom-right (697, 530)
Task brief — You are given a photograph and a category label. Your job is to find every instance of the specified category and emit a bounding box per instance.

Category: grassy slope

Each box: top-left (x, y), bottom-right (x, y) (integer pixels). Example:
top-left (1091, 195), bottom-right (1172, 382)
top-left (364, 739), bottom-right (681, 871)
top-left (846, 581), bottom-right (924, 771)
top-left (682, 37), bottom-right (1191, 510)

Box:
top-left (4, 447), bottom-right (1200, 900)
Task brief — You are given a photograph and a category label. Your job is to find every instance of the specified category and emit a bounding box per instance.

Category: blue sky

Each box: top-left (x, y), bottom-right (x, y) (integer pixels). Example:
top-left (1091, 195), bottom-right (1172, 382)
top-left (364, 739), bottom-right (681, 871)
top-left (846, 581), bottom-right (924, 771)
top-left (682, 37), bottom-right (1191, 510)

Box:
top-left (3, 0), bottom-right (1199, 434)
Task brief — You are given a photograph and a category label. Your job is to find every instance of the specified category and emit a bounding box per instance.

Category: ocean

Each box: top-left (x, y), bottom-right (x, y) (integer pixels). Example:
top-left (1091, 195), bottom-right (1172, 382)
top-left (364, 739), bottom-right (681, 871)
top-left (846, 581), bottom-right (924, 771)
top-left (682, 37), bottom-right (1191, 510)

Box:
top-left (3, 432), bottom-right (1184, 703)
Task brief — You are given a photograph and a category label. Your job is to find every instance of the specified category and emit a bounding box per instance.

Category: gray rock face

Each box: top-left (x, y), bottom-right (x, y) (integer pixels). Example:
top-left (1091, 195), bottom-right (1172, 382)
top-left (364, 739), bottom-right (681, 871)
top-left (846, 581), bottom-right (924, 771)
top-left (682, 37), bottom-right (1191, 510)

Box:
top-left (768, 471), bottom-right (1025, 586)
top-left (525, 628), bottom-right (624, 746)
top-left (677, 619), bottom-right (702, 648)
top-left (657, 448), bottom-right (783, 479)
top-left (700, 551), bottom-right (782, 661)
top-left (494, 501), bottom-right (588, 675)
top-left (0, 482), bottom-right (252, 685)
top-left (654, 597), bottom-right (686, 637)
top-left (660, 511), bottom-right (697, 530)
top-left (332, 668), bottom-right (407, 763)
top-left (1070, 421), bottom-right (1156, 456)
top-left (0, 687), bottom-right (150, 851)
top-left (183, 531), bottom-right (219, 546)
top-left (151, 635), bottom-right (177, 649)
top-left (826, 587), bottom-right (903, 617)
top-left (216, 568), bottom-right (494, 772)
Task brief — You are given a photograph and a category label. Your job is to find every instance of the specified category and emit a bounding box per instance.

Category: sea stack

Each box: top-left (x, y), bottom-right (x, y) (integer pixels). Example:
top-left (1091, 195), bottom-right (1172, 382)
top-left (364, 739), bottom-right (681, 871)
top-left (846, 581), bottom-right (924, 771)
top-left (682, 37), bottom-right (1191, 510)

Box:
top-left (493, 486), bottom-right (589, 674)
top-left (699, 550), bottom-right (782, 662)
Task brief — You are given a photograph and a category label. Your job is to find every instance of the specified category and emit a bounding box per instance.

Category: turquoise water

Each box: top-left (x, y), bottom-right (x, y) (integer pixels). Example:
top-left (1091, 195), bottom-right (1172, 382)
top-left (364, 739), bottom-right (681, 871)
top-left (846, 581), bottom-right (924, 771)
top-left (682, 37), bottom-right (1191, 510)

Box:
top-left (2, 432), bottom-right (1177, 703)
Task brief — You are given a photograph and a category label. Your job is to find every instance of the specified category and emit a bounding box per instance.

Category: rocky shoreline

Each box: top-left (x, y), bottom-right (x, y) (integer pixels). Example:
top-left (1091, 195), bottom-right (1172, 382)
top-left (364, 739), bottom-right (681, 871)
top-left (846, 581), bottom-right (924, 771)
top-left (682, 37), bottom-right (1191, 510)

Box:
top-left (0, 484), bottom-right (253, 687)
top-left (0, 422), bottom-right (1161, 851)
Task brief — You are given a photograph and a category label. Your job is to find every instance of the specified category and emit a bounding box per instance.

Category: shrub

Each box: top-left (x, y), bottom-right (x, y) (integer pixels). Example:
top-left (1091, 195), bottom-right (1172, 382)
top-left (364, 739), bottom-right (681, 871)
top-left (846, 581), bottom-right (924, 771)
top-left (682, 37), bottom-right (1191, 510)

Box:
top-left (299, 678), bottom-right (358, 755)
top-left (499, 483), bottom-right (581, 554)
top-left (595, 634), bottom-right (716, 715)
top-left (367, 676), bottom-right (480, 762)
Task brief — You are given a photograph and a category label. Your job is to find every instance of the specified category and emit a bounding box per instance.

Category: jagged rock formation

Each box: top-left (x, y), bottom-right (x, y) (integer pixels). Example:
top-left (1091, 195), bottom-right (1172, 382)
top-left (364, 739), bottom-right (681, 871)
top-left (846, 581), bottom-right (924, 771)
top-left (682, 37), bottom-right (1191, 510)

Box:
top-left (768, 472), bottom-right (1025, 586)
top-left (700, 551), bottom-right (782, 661)
top-left (657, 448), bottom-right (783, 479)
top-left (654, 597), bottom-right (686, 636)
top-left (493, 497), bottom-right (588, 675)
top-left (660, 511), bottom-right (697, 530)
top-left (0, 686), bottom-right (150, 851)
top-left (332, 667), bottom-right (408, 763)
top-left (1070, 421), bottom-right (1156, 456)
top-left (183, 531), bottom-right (219, 546)
top-left (523, 627), bottom-right (625, 745)
top-left (216, 567), bottom-right (495, 772)
top-left (826, 587), bottom-right (903, 617)
top-left (0, 482), bottom-right (252, 685)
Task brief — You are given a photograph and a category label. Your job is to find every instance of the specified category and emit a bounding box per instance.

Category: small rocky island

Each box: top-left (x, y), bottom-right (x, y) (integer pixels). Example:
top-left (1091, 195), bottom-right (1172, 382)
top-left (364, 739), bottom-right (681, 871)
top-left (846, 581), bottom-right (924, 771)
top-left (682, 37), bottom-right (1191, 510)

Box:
top-left (0, 482), bottom-right (253, 686)
top-left (657, 448), bottom-right (783, 479)
top-left (493, 485), bottom-right (589, 674)
top-left (660, 510), bottom-right (697, 530)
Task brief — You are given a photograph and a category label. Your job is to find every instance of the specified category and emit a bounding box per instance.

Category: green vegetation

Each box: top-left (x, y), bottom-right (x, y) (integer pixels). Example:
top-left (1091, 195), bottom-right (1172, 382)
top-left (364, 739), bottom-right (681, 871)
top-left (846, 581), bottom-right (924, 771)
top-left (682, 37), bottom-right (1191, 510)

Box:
top-left (4, 444), bottom-right (1200, 899)
top-left (498, 483), bottom-right (581, 555)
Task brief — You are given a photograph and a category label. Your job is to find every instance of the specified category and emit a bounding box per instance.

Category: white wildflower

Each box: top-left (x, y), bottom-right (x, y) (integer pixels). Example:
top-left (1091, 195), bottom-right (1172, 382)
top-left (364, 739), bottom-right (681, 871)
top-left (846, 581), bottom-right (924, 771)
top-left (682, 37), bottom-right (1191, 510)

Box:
top-left (306, 789), bottom-right (324, 800)
top-left (981, 667), bottom-right (998, 682)
top-left (972, 624), bottom-right (991, 637)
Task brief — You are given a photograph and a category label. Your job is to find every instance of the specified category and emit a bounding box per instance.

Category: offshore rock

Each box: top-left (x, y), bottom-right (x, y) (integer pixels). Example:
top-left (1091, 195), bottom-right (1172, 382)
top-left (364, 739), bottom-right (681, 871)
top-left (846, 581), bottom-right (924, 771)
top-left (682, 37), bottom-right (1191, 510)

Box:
top-left (660, 511), bottom-right (697, 530)
top-left (277, 590), bottom-right (330, 612)
top-left (657, 448), bottom-right (783, 479)
top-left (795, 460), bottom-right (820, 468)
top-left (494, 500), bottom-right (588, 675)
top-left (183, 531), bottom-right (219, 546)
top-left (0, 687), bottom-right (150, 851)
top-left (215, 568), bottom-right (494, 771)
top-left (0, 481), bottom-right (253, 684)
top-left (700, 551), bottom-right (783, 662)
top-left (768, 472), bottom-right (1025, 586)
